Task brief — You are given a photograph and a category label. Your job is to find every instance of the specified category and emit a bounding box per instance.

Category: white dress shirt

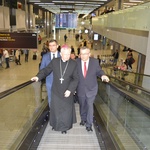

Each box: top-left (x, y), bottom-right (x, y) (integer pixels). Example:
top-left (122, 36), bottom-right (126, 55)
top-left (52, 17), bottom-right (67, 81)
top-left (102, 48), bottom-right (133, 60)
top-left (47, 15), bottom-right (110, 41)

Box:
top-left (51, 51), bottom-right (58, 59)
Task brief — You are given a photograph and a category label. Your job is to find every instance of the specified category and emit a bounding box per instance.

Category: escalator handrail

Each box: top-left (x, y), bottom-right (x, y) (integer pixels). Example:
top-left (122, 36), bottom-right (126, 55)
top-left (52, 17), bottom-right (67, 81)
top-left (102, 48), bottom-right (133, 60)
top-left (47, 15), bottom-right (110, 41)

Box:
top-left (106, 74), bottom-right (150, 94)
top-left (105, 67), bottom-right (150, 77)
top-left (104, 70), bottom-right (150, 93)
top-left (0, 80), bottom-right (34, 99)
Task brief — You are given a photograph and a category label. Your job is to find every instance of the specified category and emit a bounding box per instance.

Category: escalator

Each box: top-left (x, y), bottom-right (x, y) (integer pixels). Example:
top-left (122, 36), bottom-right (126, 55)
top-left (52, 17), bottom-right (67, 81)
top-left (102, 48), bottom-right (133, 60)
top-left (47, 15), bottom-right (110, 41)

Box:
top-left (0, 77), bottom-right (149, 149)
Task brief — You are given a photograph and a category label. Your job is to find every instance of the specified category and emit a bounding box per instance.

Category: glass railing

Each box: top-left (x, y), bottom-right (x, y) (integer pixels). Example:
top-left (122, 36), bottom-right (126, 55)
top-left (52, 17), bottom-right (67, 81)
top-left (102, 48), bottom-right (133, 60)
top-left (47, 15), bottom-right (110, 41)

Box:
top-left (95, 79), bottom-right (150, 150)
top-left (91, 2), bottom-right (150, 31)
top-left (0, 81), bottom-right (48, 150)
top-left (103, 67), bottom-right (150, 90)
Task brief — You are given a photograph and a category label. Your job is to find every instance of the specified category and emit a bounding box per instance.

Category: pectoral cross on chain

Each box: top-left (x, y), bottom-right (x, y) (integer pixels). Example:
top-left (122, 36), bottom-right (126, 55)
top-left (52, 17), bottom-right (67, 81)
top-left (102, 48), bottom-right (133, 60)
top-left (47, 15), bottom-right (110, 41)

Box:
top-left (60, 78), bottom-right (64, 84)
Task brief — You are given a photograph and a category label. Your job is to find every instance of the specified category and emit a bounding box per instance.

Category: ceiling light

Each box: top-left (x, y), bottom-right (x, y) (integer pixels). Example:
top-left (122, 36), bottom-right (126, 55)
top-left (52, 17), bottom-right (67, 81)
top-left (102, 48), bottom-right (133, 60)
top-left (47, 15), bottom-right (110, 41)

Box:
top-left (29, 0), bottom-right (40, 2)
top-left (129, 0), bottom-right (143, 3)
top-left (75, 4), bottom-right (100, 6)
top-left (34, 3), bottom-right (54, 5)
top-left (123, 3), bottom-right (137, 5)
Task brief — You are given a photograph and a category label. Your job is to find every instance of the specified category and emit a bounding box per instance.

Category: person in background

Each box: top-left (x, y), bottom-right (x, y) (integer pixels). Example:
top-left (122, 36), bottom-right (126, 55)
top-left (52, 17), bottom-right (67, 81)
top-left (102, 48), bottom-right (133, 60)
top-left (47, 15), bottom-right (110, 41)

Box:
top-left (118, 61), bottom-right (127, 71)
top-left (76, 47), bottom-right (109, 132)
top-left (24, 49), bottom-right (29, 62)
top-left (40, 39), bottom-right (60, 108)
top-left (40, 48), bottom-right (47, 59)
top-left (80, 34), bottom-right (83, 40)
top-left (42, 43), bottom-right (47, 52)
top-left (57, 44), bottom-right (61, 52)
top-left (38, 35), bottom-right (42, 44)
top-left (15, 49), bottom-right (21, 65)
top-left (77, 45), bottom-right (80, 56)
top-left (0, 49), bottom-right (3, 67)
top-left (71, 45), bottom-right (75, 53)
top-left (70, 52), bottom-right (76, 60)
top-left (97, 55), bottom-right (101, 65)
top-left (112, 49), bottom-right (119, 65)
top-left (46, 40), bottom-right (49, 47)
top-left (64, 34), bottom-right (67, 42)
top-left (125, 50), bottom-right (134, 71)
top-left (31, 46), bottom-right (78, 134)
top-left (3, 49), bottom-right (10, 69)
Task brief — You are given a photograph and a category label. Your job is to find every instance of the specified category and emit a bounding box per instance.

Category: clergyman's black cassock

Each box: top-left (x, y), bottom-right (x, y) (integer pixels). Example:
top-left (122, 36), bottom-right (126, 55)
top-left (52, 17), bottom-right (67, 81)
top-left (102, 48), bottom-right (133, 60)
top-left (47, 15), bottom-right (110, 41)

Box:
top-left (36, 57), bottom-right (78, 131)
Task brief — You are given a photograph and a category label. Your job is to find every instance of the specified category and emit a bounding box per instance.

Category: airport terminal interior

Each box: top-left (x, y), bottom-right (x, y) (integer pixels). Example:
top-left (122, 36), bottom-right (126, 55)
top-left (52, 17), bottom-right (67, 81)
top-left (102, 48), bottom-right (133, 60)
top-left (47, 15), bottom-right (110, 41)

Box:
top-left (0, 0), bottom-right (150, 150)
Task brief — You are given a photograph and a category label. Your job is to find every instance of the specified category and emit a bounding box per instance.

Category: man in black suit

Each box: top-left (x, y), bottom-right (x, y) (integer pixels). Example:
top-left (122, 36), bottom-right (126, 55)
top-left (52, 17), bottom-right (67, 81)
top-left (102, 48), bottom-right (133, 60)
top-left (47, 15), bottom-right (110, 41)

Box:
top-left (76, 47), bottom-right (109, 132)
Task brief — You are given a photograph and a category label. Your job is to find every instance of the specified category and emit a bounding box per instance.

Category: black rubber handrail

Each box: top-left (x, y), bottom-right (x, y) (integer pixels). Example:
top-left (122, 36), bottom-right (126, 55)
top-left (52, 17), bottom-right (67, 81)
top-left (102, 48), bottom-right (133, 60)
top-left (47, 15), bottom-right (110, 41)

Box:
top-left (105, 67), bottom-right (150, 77)
top-left (0, 80), bottom-right (34, 99)
top-left (106, 74), bottom-right (150, 94)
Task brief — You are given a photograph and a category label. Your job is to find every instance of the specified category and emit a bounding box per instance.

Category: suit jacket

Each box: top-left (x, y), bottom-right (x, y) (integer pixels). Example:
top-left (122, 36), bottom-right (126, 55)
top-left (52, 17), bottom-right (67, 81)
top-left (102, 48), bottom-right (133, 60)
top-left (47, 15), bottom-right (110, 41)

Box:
top-left (40, 52), bottom-right (60, 83)
top-left (76, 57), bottom-right (105, 98)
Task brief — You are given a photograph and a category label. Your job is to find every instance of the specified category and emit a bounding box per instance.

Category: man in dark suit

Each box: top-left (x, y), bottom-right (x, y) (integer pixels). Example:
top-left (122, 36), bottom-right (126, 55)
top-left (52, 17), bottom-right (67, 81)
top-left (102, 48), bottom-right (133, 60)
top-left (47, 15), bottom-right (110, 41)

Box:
top-left (76, 47), bottom-right (109, 132)
top-left (40, 39), bottom-right (60, 108)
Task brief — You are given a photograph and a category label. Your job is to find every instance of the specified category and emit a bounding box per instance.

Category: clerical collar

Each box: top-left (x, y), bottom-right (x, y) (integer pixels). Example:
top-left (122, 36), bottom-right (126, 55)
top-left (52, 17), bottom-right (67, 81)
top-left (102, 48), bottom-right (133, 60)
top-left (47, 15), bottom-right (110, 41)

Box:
top-left (61, 59), bottom-right (68, 63)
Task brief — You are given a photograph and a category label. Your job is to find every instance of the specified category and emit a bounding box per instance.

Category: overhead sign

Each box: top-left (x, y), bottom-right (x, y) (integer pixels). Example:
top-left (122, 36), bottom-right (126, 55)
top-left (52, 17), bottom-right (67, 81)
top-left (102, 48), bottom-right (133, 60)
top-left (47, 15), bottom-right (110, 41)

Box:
top-left (0, 32), bottom-right (37, 49)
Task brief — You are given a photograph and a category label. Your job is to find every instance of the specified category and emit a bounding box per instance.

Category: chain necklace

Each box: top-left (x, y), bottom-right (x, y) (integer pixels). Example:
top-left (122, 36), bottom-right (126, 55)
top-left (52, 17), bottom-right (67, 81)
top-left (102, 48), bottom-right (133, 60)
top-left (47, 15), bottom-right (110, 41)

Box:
top-left (59, 59), bottom-right (69, 84)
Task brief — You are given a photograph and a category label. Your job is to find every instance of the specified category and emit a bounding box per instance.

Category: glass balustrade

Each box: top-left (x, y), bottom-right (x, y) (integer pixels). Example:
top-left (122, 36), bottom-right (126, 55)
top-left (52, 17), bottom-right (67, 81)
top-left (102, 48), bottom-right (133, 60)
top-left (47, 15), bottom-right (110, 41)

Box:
top-left (0, 81), bottom-right (48, 150)
top-left (95, 80), bottom-right (150, 150)
top-left (91, 2), bottom-right (150, 31)
top-left (104, 67), bottom-right (150, 88)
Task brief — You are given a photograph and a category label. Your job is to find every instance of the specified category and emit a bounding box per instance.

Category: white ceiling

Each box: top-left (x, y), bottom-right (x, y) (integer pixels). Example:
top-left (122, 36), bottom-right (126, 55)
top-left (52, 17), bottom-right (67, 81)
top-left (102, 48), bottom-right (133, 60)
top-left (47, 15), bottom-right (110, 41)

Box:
top-left (28, 0), bottom-right (109, 15)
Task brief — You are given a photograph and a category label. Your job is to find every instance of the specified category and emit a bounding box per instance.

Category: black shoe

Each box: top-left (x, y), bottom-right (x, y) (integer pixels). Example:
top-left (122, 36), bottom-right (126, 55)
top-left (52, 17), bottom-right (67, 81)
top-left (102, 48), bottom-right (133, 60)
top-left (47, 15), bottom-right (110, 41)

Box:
top-left (61, 131), bottom-right (67, 134)
top-left (86, 127), bottom-right (93, 132)
top-left (80, 120), bottom-right (86, 126)
top-left (52, 127), bottom-right (54, 130)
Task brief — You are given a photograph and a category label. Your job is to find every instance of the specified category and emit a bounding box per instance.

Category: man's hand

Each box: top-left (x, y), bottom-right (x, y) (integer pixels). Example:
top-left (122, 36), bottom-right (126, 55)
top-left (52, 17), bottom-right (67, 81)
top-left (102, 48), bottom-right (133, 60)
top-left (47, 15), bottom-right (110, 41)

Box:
top-left (31, 77), bottom-right (39, 82)
top-left (64, 90), bottom-right (71, 97)
top-left (101, 75), bottom-right (110, 82)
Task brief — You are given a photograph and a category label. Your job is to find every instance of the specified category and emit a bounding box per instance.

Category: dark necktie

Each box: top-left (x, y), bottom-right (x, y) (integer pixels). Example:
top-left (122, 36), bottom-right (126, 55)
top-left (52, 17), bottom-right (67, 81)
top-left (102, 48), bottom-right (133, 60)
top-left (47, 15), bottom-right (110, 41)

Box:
top-left (84, 62), bottom-right (87, 78)
top-left (53, 54), bottom-right (55, 59)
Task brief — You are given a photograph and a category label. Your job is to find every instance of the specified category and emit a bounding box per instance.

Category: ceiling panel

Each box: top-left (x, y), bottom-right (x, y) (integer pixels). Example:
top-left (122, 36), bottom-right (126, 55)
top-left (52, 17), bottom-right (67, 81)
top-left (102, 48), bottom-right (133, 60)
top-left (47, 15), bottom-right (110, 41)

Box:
top-left (28, 0), bottom-right (108, 15)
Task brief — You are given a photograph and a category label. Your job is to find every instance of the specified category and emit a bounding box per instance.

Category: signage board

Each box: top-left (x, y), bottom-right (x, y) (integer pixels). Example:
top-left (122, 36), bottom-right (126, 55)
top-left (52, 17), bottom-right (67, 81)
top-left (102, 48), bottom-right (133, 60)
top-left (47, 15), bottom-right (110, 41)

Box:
top-left (0, 32), bottom-right (37, 49)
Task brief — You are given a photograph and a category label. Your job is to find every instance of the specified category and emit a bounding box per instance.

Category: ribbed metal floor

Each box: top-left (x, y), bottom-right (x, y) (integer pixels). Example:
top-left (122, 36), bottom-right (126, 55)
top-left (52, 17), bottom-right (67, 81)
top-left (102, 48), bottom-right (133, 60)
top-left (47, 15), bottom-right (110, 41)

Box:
top-left (37, 103), bottom-right (101, 150)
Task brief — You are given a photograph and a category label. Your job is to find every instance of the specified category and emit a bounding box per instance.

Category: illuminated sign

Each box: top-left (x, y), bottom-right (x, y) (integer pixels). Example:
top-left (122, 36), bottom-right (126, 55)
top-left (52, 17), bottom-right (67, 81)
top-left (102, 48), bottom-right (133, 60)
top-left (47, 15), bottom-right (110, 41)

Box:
top-left (0, 32), bottom-right (37, 49)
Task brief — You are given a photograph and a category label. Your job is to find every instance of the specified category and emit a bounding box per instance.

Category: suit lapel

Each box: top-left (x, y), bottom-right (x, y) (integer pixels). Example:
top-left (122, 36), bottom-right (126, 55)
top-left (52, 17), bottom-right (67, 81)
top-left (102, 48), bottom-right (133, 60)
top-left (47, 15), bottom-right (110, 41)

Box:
top-left (49, 52), bottom-right (52, 60)
top-left (79, 59), bottom-right (84, 78)
top-left (86, 58), bottom-right (91, 77)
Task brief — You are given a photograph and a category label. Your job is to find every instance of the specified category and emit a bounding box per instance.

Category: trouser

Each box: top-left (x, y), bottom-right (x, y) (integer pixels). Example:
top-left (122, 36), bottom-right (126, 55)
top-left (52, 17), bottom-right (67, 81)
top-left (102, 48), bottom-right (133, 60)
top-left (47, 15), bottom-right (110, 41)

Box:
top-left (46, 82), bottom-right (52, 108)
top-left (5, 58), bottom-right (9, 68)
top-left (78, 95), bottom-right (95, 127)
top-left (128, 63), bottom-right (132, 69)
top-left (25, 54), bottom-right (28, 62)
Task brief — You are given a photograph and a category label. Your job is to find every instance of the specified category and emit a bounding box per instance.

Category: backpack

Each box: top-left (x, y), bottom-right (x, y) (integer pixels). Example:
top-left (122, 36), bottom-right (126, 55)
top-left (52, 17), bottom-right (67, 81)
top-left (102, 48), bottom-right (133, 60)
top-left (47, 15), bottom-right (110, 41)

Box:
top-left (131, 57), bottom-right (135, 64)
